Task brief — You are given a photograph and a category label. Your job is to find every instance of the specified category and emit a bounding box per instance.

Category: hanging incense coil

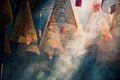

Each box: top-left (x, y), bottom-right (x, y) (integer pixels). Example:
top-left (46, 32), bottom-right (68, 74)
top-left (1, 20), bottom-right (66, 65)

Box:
top-left (30, 0), bottom-right (55, 11)
top-left (0, 0), bottom-right (13, 29)
top-left (101, 0), bottom-right (117, 14)
top-left (10, 0), bottom-right (37, 44)
top-left (40, 15), bottom-right (63, 55)
top-left (40, 0), bottom-right (78, 55)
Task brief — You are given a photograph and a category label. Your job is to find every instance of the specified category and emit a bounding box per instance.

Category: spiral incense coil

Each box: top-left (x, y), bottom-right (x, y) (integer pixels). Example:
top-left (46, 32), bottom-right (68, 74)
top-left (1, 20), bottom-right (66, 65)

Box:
top-left (30, 0), bottom-right (55, 11)
top-left (101, 0), bottom-right (117, 14)
top-left (0, 0), bottom-right (13, 29)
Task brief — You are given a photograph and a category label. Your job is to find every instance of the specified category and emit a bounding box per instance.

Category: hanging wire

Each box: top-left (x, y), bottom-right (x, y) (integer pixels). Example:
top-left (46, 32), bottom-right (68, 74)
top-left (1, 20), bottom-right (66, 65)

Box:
top-left (39, 11), bottom-right (42, 38)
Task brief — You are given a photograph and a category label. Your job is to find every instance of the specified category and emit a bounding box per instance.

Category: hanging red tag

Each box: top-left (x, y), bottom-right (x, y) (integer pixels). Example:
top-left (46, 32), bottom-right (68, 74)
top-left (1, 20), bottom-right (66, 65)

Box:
top-left (93, 3), bottom-right (100, 12)
top-left (76, 0), bottom-right (82, 7)
top-left (61, 26), bottom-right (66, 34)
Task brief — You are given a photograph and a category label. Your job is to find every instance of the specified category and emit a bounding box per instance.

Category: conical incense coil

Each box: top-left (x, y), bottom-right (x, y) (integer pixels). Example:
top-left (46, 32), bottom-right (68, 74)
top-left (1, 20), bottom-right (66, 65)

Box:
top-left (101, 0), bottom-right (117, 13)
top-left (40, 15), bottom-right (63, 56)
top-left (10, 1), bottom-right (37, 44)
top-left (40, 0), bottom-right (78, 55)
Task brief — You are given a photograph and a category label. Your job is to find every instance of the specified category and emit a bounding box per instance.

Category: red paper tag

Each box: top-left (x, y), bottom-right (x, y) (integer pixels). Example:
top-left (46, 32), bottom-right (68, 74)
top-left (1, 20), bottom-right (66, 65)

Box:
top-left (76, 0), bottom-right (82, 7)
top-left (51, 40), bottom-right (57, 48)
top-left (93, 3), bottom-right (100, 12)
top-left (61, 26), bottom-right (66, 34)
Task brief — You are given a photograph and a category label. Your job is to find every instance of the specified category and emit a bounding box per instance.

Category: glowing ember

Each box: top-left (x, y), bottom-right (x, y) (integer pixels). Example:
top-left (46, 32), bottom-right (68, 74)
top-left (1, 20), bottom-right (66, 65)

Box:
top-left (26, 35), bottom-right (32, 45)
top-left (48, 50), bottom-right (53, 58)
top-left (51, 40), bottom-right (57, 48)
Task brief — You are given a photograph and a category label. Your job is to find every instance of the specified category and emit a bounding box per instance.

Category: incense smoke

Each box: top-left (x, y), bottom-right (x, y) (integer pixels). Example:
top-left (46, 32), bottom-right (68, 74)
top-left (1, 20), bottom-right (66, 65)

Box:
top-left (46, 25), bottom-right (86, 80)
